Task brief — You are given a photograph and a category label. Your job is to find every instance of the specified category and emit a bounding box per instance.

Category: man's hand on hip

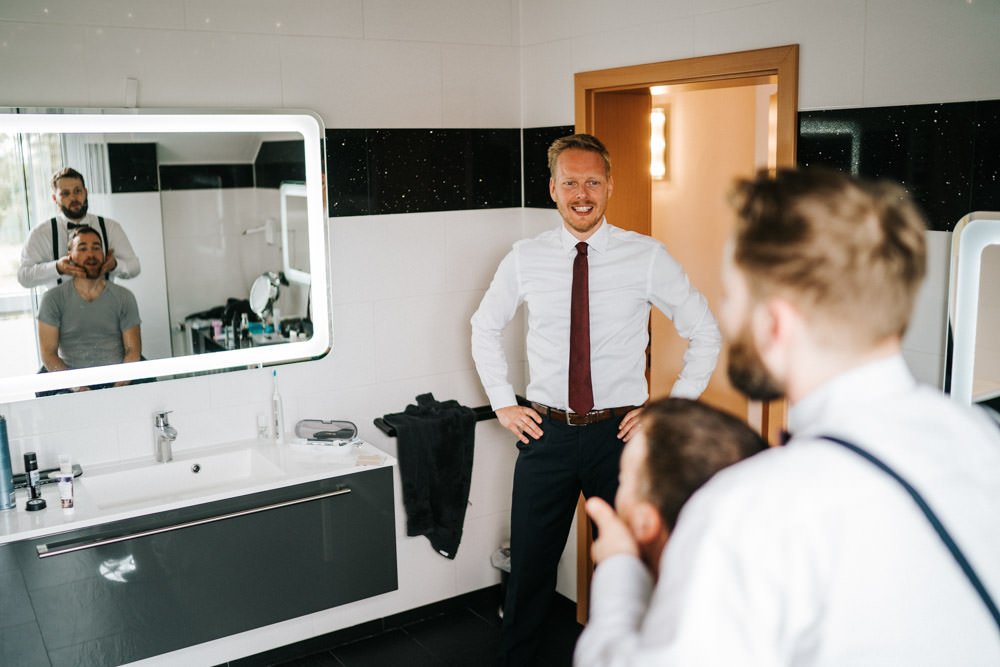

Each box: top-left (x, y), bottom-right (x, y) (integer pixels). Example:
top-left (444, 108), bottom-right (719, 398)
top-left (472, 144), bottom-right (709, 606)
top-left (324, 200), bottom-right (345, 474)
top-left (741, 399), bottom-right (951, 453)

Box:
top-left (495, 405), bottom-right (543, 444)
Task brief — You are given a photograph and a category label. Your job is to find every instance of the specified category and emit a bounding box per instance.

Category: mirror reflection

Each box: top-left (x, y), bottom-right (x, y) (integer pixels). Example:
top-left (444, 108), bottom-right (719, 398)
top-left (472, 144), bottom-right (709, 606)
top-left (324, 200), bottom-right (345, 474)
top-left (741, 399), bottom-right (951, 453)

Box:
top-left (0, 109), bottom-right (330, 401)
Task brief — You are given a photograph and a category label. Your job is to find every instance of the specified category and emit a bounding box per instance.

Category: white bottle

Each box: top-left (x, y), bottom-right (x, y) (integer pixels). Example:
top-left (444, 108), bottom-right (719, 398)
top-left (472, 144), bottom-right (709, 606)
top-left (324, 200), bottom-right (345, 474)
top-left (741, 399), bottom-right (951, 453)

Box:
top-left (271, 370), bottom-right (285, 444)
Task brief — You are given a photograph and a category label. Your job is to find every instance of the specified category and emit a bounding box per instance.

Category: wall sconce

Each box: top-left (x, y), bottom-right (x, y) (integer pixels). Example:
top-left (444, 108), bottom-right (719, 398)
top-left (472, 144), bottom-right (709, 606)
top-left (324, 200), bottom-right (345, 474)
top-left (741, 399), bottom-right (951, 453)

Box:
top-left (650, 107), bottom-right (667, 180)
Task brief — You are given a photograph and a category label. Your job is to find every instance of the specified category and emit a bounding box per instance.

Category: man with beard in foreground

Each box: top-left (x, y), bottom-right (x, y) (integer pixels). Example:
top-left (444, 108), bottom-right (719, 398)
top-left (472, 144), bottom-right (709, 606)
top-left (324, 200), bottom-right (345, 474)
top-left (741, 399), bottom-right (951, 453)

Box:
top-left (18, 166), bottom-right (140, 289)
top-left (37, 226), bottom-right (141, 391)
top-left (575, 168), bottom-right (1000, 666)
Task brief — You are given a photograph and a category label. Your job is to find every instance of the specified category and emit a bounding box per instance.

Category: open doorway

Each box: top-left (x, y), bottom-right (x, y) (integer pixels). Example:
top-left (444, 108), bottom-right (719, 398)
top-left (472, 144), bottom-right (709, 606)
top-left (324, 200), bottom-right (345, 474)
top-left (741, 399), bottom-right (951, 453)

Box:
top-left (573, 44), bottom-right (799, 621)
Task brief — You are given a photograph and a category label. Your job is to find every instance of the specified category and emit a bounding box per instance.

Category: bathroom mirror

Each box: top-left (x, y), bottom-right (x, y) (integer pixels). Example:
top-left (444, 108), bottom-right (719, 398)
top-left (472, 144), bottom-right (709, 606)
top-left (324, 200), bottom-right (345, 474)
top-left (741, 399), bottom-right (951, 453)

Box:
top-left (947, 211), bottom-right (1000, 405)
top-left (0, 108), bottom-right (330, 401)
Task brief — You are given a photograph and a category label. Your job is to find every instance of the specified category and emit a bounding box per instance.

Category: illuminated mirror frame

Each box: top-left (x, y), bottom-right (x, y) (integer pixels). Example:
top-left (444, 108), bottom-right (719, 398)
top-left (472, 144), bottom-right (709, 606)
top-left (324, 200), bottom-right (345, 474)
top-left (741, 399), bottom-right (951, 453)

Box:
top-left (0, 110), bottom-right (330, 400)
top-left (947, 211), bottom-right (1000, 405)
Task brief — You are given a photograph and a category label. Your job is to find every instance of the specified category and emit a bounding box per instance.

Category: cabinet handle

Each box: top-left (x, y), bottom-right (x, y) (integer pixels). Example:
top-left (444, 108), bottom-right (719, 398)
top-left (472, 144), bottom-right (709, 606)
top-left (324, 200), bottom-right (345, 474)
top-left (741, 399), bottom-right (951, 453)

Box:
top-left (35, 486), bottom-right (351, 559)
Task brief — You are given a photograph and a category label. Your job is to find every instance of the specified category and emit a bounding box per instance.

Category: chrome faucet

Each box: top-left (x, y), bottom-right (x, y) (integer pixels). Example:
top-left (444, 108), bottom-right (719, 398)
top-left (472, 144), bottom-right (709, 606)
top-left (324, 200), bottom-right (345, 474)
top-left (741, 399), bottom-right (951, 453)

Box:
top-left (153, 411), bottom-right (177, 463)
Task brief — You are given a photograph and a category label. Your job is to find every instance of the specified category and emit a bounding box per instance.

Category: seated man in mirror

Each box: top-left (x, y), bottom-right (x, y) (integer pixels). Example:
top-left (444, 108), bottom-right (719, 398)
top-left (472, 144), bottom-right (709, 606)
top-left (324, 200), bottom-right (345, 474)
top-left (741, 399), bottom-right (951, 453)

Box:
top-left (17, 167), bottom-right (140, 289)
top-left (36, 226), bottom-right (142, 391)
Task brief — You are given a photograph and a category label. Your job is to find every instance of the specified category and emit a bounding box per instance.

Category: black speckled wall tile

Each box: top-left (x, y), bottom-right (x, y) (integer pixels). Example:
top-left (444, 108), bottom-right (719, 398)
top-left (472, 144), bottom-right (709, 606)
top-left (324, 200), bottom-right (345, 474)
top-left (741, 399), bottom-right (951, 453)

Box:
top-left (326, 129), bottom-right (372, 216)
top-left (524, 125), bottom-right (574, 209)
top-left (159, 164), bottom-right (254, 190)
top-left (325, 128), bottom-right (520, 217)
top-left (972, 101), bottom-right (1000, 212)
top-left (799, 100), bottom-right (1000, 231)
top-left (255, 139), bottom-right (306, 189)
top-left (108, 143), bottom-right (158, 193)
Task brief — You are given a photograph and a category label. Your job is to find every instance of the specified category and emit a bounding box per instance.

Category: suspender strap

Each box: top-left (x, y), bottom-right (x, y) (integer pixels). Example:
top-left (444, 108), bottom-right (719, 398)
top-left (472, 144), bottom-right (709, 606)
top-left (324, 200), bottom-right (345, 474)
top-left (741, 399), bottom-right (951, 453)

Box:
top-left (50, 218), bottom-right (61, 285)
top-left (819, 435), bottom-right (1000, 633)
top-left (97, 216), bottom-right (110, 279)
top-left (97, 216), bottom-right (108, 252)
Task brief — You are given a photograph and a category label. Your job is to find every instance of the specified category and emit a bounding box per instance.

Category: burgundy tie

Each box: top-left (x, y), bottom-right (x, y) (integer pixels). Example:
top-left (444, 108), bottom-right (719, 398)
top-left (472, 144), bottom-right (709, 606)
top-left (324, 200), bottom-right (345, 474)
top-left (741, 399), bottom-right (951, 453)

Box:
top-left (569, 241), bottom-right (594, 415)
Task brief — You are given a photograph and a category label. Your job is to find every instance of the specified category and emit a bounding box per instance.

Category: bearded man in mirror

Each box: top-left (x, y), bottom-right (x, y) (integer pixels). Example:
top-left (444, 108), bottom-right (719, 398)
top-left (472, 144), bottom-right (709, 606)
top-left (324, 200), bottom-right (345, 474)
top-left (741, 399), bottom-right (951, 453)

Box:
top-left (36, 226), bottom-right (142, 392)
top-left (17, 166), bottom-right (141, 289)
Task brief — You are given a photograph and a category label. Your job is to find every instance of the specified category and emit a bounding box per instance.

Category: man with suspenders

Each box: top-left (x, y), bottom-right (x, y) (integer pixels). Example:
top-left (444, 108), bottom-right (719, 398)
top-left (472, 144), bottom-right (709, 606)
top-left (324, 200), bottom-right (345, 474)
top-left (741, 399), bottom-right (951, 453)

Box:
top-left (17, 167), bottom-right (140, 290)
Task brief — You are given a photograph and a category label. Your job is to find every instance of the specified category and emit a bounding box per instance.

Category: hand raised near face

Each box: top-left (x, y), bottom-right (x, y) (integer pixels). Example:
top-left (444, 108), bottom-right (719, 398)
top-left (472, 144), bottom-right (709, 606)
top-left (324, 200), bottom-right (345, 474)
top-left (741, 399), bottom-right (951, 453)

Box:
top-left (56, 255), bottom-right (86, 278)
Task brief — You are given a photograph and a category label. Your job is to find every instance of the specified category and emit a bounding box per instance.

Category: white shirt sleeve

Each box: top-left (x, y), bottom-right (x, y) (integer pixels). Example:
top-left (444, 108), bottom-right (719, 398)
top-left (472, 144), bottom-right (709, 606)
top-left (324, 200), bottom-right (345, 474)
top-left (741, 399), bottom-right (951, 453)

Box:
top-left (17, 222), bottom-right (60, 288)
top-left (104, 217), bottom-right (141, 280)
top-left (470, 249), bottom-right (523, 411)
top-left (647, 245), bottom-right (721, 399)
top-left (573, 554), bottom-right (654, 667)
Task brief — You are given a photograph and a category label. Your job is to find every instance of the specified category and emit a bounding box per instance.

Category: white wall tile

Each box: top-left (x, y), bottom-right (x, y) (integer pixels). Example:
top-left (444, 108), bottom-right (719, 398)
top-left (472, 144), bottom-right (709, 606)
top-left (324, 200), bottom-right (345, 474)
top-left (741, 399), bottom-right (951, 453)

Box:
top-left (443, 208), bottom-right (527, 290)
top-left (84, 27), bottom-right (284, 108)
top-left (0, 23), bottom-right (92, 107)
top-left (520, 39), bottom-right (577, 127)
top-left (0, 1), bottom-right (185, 29)
top-left (363, 0), bottom-right (516, 46)
top-left (441, 44), bottom-right (521, 127)
top-left (691, 0), bottom-right (867, 111)
top-left (280, 36), bottom-right (444, 129)
top-left (454, 508), bottom-right (508, 592)
top-left (569, 18), bottom-right (695, 75)
top-left (181, 0), bottom-right (364, 38)
top-left (373, 289), bottom-right (485, 382)
top-left (864, 0), bottom-right (1000, 106)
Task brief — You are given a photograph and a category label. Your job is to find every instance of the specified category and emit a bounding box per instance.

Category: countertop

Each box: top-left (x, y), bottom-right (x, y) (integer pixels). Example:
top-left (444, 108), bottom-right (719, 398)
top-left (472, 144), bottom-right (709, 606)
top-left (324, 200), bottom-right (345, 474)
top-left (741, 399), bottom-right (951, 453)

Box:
top-left (0, 438), bottom-right (395, 546)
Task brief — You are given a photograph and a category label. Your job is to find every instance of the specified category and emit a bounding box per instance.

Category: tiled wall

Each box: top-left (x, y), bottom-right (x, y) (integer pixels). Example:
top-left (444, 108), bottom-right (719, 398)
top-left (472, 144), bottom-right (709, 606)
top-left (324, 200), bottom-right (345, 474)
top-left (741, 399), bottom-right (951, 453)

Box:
top-left (799, 99), bottom-right (1000, 232)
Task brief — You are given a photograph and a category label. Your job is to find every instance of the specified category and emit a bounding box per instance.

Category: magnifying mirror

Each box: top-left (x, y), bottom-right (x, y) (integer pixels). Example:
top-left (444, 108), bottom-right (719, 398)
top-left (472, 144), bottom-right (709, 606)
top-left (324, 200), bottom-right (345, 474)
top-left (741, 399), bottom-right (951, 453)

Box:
top-left (249, 271), bottom-right (282, 319)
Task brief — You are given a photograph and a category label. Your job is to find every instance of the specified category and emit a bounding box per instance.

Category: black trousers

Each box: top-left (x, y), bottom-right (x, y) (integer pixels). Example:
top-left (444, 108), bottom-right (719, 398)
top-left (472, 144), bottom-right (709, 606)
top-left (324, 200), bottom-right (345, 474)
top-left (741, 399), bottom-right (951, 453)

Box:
top-left (498, 414), bottom-right (624, 666)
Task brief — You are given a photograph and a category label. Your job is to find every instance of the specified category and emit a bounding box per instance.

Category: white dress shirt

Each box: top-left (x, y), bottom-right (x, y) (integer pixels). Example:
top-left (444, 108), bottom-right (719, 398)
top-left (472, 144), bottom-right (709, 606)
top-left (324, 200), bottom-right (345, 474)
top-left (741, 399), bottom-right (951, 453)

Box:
top-left (471, 220), bottom-right (721, 411)
top-left (575, 355), bottom-right (1000, 666)
top-left (17, 211), bottom-right (141, 289)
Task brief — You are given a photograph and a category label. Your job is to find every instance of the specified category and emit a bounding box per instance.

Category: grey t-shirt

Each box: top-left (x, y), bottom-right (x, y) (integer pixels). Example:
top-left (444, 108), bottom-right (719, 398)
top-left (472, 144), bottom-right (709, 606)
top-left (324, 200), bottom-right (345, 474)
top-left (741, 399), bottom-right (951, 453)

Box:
top-left (37, 281), bottom-right (141, 369)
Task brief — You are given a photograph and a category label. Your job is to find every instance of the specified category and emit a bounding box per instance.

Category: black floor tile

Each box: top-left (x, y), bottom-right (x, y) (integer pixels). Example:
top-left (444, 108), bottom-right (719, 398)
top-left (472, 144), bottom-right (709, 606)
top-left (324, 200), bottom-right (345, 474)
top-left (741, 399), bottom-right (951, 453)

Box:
top-left (332, 628), bottom-right (443, 667)
top-left (238, 586), bottom-right (581, 667)
top-left (274, 650), bottom-right (342, 667)
top-left (404, 608), bottom-right (501, 666)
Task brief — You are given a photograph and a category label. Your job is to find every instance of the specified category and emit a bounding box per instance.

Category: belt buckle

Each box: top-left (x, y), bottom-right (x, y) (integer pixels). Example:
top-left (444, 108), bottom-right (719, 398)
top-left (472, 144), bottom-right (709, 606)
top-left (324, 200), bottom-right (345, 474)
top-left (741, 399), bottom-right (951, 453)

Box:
top-left (566, 411), bottom-right (591, 426)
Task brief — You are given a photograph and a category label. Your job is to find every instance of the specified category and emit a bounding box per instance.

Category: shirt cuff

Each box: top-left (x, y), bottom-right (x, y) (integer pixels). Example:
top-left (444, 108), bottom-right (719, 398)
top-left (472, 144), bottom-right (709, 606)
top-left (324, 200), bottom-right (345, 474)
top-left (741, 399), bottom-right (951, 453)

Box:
top-left (485, 385), bottom-right (518, 411)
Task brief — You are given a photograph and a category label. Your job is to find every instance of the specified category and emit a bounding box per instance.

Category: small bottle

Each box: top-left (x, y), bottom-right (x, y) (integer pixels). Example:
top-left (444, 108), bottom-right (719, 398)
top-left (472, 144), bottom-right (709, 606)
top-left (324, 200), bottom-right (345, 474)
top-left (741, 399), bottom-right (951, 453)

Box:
top-left (52, 454), bottom-right (74, 510)
top-left (0, 416), bottom-right (14, 511)
top-left (23, 452), bottom-right (46, 512)
top-left (271, 370), bottom-right (285, 445)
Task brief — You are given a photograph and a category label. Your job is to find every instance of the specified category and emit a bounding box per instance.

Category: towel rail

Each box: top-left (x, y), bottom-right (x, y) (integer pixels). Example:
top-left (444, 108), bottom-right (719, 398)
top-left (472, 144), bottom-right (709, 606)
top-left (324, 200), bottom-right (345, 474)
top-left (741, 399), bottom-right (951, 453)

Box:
top-left (374, 396), bottom-right (528, 437)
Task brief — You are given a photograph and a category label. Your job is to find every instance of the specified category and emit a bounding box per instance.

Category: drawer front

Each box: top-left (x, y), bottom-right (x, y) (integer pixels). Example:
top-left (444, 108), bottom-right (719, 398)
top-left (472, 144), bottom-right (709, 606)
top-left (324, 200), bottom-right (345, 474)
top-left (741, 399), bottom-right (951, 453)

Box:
top-left (2, 466), bottom-right (397, 667)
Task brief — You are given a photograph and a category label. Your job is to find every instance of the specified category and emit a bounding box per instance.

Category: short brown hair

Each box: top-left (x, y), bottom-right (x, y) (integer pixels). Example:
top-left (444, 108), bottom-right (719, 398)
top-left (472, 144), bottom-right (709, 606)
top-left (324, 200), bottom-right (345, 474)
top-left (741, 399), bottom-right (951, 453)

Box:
top-left (729, 167), bottom-right (927, 349)
top-left (547, 134), bottom-right (611, 180)
top-left (68, 224), bottom-right (103, 249)
top-left (638, 398), bottom-right (768, 531)
top-left (51, 167), bottom-right (86, 191)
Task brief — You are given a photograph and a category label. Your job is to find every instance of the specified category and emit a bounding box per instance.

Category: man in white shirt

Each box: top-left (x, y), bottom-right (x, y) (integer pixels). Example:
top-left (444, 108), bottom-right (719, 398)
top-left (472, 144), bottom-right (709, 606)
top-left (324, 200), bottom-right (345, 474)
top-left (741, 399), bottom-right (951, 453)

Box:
top-left (17, 167), bottom-right (140, 289)
top-left (471, 134), bottom-right (721, 665)
top-left (575, 168), bottom-right (1000, 666)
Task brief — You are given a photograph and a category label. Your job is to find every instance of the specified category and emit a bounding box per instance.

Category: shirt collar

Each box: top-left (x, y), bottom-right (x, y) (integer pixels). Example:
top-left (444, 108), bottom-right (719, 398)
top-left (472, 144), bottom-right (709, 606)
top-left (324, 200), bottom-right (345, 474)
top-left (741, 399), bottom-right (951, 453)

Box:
top-left (788, 354), bottom-right (916, 437)
top-left (559, 218), bottom-right (609, 255)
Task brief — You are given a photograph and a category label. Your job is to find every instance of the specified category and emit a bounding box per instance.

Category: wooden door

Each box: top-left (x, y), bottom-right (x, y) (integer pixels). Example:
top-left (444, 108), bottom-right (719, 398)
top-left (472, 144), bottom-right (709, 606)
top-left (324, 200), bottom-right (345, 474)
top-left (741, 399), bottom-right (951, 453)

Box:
top-left (573, 45), bottom-right (799, 623)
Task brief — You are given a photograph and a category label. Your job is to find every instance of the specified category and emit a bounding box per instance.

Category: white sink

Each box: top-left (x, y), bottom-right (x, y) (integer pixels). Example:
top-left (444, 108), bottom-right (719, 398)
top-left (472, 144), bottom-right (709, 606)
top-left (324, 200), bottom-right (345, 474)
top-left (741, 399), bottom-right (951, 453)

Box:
top-left (80, 449), bottom-right (286, 510)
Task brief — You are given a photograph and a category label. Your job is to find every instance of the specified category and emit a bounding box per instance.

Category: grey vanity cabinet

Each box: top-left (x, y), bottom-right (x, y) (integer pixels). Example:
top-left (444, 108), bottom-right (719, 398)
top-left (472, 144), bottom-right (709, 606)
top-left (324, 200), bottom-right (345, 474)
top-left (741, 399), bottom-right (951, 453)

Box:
top-left (0, 465), bottom-right (397, 667)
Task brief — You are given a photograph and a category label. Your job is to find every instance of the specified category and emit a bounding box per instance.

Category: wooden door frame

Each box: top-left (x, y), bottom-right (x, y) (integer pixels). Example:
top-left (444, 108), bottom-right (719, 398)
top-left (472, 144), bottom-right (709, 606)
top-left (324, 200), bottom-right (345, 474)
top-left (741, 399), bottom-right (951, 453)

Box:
top-left (573, 44), bottom-right (799, 623)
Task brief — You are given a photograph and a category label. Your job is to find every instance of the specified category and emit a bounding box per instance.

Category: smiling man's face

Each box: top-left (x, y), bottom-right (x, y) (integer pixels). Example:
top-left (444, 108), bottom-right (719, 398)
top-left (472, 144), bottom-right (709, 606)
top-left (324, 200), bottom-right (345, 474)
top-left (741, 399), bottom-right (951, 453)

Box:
top-left (68, 230), bottom-right (105, 279)
top-left (549, 148), bottom-right (613, 240)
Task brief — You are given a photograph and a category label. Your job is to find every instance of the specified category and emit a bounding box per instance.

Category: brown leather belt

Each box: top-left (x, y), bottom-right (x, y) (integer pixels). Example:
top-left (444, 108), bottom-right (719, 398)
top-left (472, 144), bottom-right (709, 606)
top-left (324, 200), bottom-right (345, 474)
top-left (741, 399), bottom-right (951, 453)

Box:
top-left (531, 401), bottom-right (641, 426)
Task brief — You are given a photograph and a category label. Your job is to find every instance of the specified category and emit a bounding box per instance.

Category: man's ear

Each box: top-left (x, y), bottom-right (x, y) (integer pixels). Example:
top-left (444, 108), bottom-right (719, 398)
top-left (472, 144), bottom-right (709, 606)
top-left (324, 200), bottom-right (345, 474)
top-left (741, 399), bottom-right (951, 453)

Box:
top-left (549, 177), bottom-right (557, 202)
top-left (630, 501), bottom-right (665, 546)
top-left (754, 295), bottom-right (799, 349)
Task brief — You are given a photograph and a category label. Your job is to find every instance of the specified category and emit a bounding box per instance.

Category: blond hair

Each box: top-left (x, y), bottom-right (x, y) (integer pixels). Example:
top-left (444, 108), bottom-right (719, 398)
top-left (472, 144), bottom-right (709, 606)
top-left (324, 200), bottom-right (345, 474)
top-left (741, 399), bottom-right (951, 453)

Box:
top-left (547, 134), bottom-right (611, 180)
top-left (729, 168), bottom-right (927, 349)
